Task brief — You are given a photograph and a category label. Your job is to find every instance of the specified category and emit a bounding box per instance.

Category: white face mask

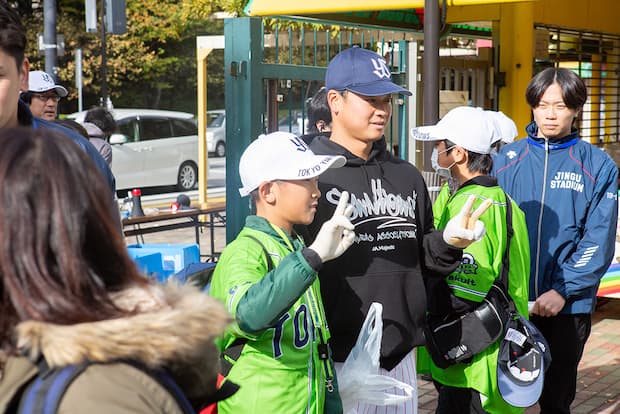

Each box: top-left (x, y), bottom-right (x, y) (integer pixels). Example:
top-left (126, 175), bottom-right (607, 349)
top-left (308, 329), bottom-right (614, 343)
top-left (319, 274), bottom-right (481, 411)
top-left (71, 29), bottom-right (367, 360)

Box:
top-left (431, 146), bottom-right (455, 180)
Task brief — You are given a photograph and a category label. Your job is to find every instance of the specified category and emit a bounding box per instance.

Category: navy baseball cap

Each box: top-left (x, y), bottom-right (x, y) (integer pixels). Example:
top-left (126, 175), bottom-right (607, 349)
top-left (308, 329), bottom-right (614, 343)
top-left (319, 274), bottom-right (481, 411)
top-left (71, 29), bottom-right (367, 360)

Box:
top-left (325, 46), bottom-right (412, 97)
top-left (497, 315), bottom-right (551, 407)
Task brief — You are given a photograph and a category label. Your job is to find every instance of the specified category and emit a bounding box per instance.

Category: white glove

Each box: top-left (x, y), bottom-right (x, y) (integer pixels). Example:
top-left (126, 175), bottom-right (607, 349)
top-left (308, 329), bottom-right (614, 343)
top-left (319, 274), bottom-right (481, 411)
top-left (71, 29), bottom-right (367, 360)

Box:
top-left (309, 191), bottom-right (355, 262)
top-left (443, 195), bottom-right (491, 249)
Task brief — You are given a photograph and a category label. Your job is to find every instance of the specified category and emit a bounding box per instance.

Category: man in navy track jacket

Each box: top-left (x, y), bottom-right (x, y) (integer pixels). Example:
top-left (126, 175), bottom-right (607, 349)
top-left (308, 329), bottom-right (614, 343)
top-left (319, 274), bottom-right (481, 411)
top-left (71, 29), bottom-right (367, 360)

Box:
top-left (493, 67), bottom-right (618, 414)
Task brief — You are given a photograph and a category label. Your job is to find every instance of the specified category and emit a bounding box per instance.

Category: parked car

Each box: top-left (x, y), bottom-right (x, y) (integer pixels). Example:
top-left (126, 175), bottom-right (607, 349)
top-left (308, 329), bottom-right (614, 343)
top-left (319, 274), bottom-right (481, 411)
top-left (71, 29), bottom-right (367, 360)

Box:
top-left (67, 108), bottom-right (199, 191)
top-left (206, 109), bottom-right (226, 157)
top-left (278, 112), bottom-right (305, 136)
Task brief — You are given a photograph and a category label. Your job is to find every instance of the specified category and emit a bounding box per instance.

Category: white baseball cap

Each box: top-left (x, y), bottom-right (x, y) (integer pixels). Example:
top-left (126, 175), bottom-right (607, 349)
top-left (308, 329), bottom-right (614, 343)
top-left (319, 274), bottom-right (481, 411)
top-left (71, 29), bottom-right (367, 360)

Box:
top-left (238, 131), bottom-right (346, 197)
top-left (410, 106), bottom-right (499, 154)
top-left (28, 71), bottom-right (68, 97)
top-left (487, 110), bottom-right (518, 144)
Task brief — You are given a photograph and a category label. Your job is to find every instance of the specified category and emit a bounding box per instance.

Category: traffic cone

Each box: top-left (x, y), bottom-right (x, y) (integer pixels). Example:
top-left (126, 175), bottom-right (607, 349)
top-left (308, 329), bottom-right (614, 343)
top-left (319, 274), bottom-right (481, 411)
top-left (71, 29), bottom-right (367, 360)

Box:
top-left (131, 188), bottom-right (145, 217)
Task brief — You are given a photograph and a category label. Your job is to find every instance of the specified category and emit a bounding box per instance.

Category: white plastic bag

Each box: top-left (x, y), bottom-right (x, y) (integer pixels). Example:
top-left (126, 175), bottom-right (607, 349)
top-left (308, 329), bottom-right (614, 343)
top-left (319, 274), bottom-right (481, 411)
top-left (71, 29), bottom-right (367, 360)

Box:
top-left (337, 302), bottom-right (416, 413)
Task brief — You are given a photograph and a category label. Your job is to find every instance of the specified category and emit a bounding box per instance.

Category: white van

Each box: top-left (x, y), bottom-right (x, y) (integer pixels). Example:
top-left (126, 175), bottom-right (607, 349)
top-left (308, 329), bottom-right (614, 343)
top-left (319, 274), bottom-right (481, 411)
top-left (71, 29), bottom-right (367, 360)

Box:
top-left (206, 109), bottom-right (226, 157)
top-left (68, 109), bottom-right (199, 191)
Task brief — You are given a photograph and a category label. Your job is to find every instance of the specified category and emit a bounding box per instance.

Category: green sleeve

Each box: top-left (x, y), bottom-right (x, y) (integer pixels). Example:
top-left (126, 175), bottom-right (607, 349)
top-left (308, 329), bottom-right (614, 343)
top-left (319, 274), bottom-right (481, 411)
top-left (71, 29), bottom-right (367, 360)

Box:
top-left (210, 237), bottom-right (317, 335)
top-left (237, 249), bottom-right (317, 333)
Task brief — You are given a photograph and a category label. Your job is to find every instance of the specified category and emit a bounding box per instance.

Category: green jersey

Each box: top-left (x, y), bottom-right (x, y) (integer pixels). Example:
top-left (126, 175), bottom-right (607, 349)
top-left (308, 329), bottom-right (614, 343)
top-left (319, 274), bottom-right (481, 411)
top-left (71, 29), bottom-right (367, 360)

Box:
top-left (210, 216), bottom-right (340, 414)
top-left (429, 178), bottom-right (530, 414)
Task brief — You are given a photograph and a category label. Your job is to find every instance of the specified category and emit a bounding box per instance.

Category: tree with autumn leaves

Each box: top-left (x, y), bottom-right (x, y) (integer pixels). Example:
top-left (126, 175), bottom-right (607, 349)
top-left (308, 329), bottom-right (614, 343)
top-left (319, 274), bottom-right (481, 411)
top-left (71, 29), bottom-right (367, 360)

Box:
top-left (17, 0), bottom-right (240, 115)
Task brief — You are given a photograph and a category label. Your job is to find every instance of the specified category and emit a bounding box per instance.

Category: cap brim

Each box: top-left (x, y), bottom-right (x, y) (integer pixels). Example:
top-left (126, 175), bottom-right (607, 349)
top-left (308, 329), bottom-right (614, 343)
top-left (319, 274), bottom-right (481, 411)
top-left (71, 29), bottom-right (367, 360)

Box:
top-left (410, 125), bottom-right (444, 141)
top-left (347, 80), bottom-right (412, 97)
top-left (498, 357), bottom-right (545, 407)
top-left (278, 154), bottom-right (346, 180)
top-left (326, 155), bottom-right (347, 169)
top-left (54, 86), bottom-right (68, 97)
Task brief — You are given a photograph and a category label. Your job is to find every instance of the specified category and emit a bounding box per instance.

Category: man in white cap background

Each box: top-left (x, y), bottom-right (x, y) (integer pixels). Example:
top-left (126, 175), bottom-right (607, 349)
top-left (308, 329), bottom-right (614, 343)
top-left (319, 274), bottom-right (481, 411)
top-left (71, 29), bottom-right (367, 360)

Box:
top-left (0, 4), bottom-right (114, 194)
top-left (301, 46), bottom-right (489, 413)
top-left (20, 70), bottom-right (67, 120)
top-left (412, 106), bottom-right (530, 413)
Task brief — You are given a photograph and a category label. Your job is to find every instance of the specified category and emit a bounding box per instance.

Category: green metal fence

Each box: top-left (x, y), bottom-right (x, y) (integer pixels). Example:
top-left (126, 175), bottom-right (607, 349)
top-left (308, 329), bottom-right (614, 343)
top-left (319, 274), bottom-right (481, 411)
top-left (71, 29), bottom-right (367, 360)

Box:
top-left (224, 17), bottom-right (419, 239)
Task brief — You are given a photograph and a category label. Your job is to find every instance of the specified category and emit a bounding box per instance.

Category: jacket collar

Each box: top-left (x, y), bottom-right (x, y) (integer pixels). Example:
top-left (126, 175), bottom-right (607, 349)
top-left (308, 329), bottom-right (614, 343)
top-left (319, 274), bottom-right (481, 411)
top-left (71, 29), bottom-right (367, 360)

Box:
top-left (245, 215), bottom-right (303, 248)
top-left (459, 175), bottom-right (498, 190)
top-left (525, 121), bottom-right (580, 150)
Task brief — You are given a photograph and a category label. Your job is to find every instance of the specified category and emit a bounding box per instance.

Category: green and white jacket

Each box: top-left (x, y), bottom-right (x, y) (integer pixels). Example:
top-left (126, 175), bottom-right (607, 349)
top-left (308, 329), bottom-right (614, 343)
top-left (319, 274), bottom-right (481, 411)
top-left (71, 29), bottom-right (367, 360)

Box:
top-left (210, 215), bottom-right (341, 414)
top-left (427, 176), bottom-right (530, 414)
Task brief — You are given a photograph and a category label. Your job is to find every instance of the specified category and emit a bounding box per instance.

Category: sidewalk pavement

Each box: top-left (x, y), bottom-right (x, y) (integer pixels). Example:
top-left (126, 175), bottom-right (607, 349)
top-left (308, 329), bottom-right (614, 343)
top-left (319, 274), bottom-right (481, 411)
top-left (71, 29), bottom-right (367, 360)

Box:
top-left (126, 223), bottom-right (620, 414)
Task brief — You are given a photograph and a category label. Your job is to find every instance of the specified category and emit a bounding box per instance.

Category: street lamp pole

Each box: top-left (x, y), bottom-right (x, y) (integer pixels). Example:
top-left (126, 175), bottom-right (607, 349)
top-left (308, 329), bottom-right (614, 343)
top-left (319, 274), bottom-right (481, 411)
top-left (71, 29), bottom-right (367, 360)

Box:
top-left (44, 0), bottom-right (58, 80)
top-left (100, 0), bottom-right (108, 107)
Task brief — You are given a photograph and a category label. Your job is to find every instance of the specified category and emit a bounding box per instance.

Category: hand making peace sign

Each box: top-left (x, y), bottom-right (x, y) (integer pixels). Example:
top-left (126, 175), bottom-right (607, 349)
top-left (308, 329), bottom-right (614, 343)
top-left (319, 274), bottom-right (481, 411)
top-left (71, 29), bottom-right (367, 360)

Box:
top-left (443, 195), bottom-right (493, 249)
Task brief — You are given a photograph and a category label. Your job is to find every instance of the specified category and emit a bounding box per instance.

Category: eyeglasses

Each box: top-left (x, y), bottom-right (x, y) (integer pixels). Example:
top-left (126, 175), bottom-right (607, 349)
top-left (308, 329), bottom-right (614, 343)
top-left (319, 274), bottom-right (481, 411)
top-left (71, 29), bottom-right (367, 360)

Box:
top-left (32, 93), bottom-right (61, 102)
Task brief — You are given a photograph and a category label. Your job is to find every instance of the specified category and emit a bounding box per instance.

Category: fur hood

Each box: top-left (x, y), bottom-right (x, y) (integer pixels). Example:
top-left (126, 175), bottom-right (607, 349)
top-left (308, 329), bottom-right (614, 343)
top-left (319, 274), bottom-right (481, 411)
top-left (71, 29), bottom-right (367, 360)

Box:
top-left (13, 282), bottom-right (231, 401)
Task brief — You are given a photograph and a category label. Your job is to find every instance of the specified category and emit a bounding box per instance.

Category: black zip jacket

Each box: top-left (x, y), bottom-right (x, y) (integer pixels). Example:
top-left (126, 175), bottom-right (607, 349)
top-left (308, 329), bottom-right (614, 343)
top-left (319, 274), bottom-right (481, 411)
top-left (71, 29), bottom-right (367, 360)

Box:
top-left (304, 136), bottom-right (462, 370)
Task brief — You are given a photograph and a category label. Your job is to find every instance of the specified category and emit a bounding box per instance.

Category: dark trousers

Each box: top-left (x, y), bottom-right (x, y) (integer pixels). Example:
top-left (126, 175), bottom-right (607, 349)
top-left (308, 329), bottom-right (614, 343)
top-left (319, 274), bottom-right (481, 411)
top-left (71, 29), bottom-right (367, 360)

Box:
top-left (530, 313), bottom-right (592, 414)
top-left (434, 381), bottom-right (487, 414)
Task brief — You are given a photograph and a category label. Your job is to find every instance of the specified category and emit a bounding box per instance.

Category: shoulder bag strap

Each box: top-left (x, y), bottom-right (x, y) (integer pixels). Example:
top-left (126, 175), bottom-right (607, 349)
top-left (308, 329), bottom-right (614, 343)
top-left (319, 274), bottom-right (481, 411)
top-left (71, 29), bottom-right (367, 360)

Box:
top-left (17, 360), bottom-right (197, 414)
top-left (17, 361), bottom-right (89, 414)
top-left (498, 192), bottom-right (513, 289)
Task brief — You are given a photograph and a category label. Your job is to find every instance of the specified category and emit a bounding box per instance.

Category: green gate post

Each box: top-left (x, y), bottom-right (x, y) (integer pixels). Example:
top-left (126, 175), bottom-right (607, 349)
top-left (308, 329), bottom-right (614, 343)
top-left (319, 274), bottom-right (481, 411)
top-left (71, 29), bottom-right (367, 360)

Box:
top-left (397, 39), bottom-right (409, 161)
top-left (224, 17), bottom-right (264, 242)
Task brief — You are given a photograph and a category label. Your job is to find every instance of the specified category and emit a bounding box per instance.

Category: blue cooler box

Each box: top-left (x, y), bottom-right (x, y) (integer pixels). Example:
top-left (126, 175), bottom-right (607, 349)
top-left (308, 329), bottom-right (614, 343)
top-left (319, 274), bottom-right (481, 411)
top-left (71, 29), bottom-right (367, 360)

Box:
top-left (131, 252), bottom-right (165, 280)
top-left (127, 243), bottom-right (200, 282)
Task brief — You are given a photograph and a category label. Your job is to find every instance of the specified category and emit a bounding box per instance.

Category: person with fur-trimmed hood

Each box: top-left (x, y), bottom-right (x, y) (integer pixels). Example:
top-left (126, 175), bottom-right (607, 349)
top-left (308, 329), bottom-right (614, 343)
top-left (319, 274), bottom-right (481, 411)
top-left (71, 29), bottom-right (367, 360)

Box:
top-left (0, 127), bottom-right (232, 413)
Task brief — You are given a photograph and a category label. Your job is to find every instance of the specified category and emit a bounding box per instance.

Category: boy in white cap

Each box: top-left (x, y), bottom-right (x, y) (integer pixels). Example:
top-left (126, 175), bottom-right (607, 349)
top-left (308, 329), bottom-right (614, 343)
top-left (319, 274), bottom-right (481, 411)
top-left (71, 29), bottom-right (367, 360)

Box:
top-left (411, 106), bottom-right (530, 413)
top-left (303, 46), bottom-right (488, 413)
top-left (210, 131), bottom-right (355, 414)
top-left (21, 70), bottom-right (68, 120)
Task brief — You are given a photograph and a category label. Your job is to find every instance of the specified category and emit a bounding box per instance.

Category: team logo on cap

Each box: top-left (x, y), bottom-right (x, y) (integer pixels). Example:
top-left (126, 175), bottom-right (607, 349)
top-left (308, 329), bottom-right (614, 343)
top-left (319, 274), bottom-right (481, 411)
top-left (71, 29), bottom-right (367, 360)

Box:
top-left (371, 58), bottom-right (391, 80)
top-left (289, 136), bottom-right (309, 152)
top-left (40, 72), bottom-right (53, 83)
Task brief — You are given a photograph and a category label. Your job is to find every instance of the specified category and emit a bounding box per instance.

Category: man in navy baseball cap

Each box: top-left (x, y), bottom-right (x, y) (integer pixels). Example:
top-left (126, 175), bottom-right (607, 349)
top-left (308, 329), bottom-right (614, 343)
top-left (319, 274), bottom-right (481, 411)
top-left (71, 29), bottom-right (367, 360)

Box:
top-left (325, 46), bottom-right (412, 96)
top-left (303, 46), bottom-right (485, 414)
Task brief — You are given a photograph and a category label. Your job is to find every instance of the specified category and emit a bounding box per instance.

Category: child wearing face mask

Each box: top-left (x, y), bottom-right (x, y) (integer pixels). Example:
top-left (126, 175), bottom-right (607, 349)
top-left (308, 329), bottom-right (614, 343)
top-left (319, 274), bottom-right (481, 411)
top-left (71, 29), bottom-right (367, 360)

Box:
top-left (411, 106), bottom-right (530, 414)
top-left (430, 109), bottom-right (519, 215)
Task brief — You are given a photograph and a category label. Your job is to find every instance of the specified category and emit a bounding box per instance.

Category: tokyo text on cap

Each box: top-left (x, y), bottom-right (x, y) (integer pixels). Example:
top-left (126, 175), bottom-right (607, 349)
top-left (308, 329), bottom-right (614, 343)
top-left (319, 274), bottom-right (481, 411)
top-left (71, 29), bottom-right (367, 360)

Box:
top-left (238, 131), bottom-right (346, 197)
top-left (325, 46), bottom-right (412, 97)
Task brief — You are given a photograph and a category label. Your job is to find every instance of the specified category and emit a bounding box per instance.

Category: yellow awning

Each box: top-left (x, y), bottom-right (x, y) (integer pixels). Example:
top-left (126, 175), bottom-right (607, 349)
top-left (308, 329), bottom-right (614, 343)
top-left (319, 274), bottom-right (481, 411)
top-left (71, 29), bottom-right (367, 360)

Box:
top-left (245, 0), bottom-right (534, 16)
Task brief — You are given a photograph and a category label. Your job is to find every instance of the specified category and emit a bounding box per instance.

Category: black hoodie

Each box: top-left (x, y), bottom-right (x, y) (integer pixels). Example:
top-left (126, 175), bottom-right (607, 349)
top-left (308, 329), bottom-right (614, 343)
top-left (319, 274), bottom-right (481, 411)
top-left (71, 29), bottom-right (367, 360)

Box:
top-left (305, 135), bottom-right (462, 370)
